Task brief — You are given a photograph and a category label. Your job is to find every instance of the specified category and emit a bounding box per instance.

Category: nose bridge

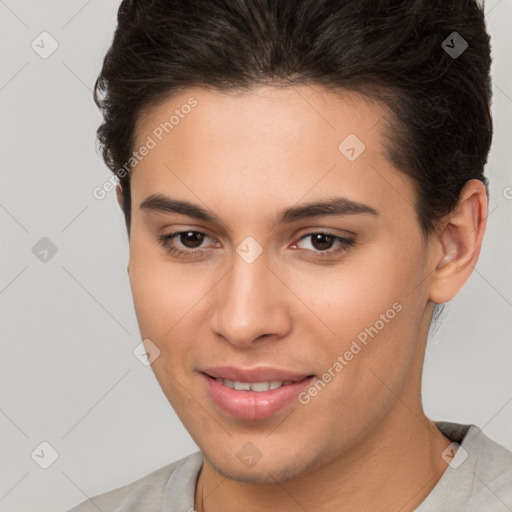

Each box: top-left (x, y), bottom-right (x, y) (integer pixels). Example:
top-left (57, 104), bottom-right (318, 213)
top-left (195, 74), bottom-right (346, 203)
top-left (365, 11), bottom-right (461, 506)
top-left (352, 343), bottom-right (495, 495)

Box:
top-left (209, 247), bottom-right (291, 346)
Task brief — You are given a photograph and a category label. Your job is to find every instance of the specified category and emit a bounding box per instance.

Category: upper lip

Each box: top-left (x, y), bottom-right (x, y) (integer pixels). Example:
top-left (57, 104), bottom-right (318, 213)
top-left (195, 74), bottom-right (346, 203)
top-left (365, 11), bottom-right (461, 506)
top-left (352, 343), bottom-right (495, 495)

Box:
top-left (201, 366), bottom-right (314, 383)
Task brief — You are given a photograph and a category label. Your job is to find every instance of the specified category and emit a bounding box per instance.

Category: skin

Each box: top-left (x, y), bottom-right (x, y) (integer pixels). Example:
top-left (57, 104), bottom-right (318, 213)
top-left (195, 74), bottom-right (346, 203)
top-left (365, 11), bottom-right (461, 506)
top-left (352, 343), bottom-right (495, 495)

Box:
top-left (119, 84), bottom-right (487, 511)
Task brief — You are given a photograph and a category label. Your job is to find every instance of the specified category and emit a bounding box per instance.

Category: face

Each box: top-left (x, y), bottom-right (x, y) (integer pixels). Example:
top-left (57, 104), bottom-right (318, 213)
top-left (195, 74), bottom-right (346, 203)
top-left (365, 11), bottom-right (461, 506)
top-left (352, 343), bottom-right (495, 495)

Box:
top-left (127, 85), bottom-right (437, 483)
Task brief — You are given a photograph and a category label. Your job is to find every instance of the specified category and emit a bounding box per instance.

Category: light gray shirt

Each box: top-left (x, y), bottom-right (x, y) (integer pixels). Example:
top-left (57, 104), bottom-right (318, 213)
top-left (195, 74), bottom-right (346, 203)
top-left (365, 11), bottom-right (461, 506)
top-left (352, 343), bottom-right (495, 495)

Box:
top-left (68, 422), bottom-right (512, 511)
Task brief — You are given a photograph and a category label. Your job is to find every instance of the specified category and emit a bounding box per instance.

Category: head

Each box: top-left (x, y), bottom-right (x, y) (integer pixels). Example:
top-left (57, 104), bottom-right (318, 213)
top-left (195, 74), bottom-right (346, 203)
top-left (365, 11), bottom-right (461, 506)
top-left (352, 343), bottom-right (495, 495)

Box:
top-left (94, 0), bottom-right (492, 483)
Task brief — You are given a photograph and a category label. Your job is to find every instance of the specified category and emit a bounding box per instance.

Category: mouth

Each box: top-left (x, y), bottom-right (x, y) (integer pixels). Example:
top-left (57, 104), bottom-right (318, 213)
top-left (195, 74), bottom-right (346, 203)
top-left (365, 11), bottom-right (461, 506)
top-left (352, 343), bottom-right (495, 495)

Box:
top-left (207, 377), bottom-right (307, 392)
top-left (200, 366), bottom-right (316, 420)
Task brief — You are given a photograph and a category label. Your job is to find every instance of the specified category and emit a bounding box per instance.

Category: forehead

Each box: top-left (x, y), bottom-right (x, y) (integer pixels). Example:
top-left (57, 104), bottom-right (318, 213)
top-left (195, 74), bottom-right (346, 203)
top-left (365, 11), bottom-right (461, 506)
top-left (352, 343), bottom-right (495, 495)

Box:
top-left (130, 85), bottom-right (416, 229)
top-left (135, 84), bottom-right (389, 151)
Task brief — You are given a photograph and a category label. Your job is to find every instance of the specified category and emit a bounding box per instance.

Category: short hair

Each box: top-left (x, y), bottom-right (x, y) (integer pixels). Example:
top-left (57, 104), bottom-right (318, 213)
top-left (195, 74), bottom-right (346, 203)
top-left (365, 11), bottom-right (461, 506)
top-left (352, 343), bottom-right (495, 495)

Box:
top-left (94, 0), bottom-right (492, 237)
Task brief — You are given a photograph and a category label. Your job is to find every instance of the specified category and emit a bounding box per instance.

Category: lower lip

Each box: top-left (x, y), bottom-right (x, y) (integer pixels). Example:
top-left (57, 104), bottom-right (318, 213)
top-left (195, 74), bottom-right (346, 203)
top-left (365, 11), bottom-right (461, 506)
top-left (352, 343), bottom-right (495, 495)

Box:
top-left (201, 373), bottom-right (315, 420)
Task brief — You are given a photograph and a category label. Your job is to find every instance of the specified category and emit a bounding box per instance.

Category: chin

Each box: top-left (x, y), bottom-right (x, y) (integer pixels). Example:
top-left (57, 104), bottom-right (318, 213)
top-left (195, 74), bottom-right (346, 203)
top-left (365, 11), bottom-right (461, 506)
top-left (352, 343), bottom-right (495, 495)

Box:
top-left (203, 447), bottom-right (320, 484)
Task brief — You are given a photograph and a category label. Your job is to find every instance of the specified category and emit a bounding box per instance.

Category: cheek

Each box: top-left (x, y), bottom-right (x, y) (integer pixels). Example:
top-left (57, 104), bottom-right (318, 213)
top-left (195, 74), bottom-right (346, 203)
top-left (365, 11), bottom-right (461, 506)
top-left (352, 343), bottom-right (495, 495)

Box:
top-left (128, 247), bottom-right (218, 376)
top-left (294, 242), bottom-right (425, 394)
top-left (128, 242), bottom-right (195, 334)
top-left (128, 256), bottom-right (201, 398)
top-left (288, 245), bottom-right (419, 337)
top-left (128, 263), bottom-right (171, 339)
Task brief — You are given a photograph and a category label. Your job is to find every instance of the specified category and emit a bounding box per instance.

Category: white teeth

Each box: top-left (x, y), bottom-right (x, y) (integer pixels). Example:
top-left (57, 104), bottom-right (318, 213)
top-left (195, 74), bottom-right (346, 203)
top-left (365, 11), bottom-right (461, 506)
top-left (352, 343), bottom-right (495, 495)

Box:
top-left (234, 381), bottom-right (251, 391)
top-left (216, 379), bottom-right (288, 392)
top-left (250, 382), bottom-right (271, 392)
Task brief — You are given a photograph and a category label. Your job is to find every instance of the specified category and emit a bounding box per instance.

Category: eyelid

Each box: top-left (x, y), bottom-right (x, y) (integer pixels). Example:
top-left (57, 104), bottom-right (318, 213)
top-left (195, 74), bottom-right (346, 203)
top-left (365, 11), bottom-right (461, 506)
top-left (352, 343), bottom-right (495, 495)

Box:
top-left (291, 231), bottom-right (355, 254)
top-left (294, 230), bottom-right (353, 243)
top-left (157, 229), bottom-right (215, 248)
top-left (294, 226), bottom-right (355, 239)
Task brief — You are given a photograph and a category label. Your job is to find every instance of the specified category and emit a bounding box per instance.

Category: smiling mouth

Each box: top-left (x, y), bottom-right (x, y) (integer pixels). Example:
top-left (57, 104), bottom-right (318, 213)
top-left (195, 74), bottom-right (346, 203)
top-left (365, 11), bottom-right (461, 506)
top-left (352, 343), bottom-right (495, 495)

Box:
top-left (202, 373), bottom-right (314, 392)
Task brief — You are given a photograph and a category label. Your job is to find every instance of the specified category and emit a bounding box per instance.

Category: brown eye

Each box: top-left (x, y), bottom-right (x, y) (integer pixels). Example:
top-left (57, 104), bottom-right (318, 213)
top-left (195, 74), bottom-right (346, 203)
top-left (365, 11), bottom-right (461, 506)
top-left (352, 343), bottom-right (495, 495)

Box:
top-left (292, 232), bottom-right (355, 260)
top-left (178, 231), bottom-right (206, 249)
top-left (156, 230), bottom-right (212, 258)
top-left (309, 233), bottom-right (335, 251)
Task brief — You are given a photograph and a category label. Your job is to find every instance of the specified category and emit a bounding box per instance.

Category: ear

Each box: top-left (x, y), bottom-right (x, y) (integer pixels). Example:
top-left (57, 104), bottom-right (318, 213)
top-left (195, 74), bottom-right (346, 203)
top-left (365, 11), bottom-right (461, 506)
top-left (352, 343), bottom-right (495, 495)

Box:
top-left (428, 179), bottom-right (488, 304)
top-left (116, 184), bottom-right (130, 274)
top-left (115, 183), bottom-right (124, 212)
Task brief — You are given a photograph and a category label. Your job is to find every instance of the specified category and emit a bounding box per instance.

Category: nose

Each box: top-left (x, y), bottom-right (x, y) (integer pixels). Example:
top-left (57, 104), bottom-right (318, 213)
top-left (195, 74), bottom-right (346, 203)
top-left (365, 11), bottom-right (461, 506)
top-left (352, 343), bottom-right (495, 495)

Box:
top-left (208, 250), bottom-right (293, 348)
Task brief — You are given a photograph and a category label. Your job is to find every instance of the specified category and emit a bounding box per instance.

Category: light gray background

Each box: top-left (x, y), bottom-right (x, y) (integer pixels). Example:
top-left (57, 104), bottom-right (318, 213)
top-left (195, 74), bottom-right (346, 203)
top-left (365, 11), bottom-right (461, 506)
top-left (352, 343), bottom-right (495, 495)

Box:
top-left (0, 1), bottom-right (511, 511)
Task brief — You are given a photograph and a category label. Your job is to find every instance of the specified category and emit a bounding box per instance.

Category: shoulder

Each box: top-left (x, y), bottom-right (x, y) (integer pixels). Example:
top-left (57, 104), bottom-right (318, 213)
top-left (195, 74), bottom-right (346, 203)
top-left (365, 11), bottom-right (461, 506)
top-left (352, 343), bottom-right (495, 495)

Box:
top-left (462, 426), bottom-right (512, 511)
top-left (67, 451), bottom-right (203, 512)
top-left (473, 426), bottom-right (512, 473)
top-left (425, 422), bottom-right (512, 512)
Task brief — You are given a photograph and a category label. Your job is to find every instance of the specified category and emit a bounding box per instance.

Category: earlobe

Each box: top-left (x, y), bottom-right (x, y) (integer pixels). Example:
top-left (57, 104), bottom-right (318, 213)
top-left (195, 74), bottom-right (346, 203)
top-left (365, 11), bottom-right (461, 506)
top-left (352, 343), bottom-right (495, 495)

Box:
top-left (429, 179), bottom-right (488, 304)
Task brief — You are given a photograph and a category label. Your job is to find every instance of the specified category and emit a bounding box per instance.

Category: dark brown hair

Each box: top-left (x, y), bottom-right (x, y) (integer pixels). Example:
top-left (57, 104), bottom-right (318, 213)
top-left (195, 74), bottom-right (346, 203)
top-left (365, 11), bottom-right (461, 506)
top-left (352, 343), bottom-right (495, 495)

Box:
top-left (94, 0), bottom-right (492, 237)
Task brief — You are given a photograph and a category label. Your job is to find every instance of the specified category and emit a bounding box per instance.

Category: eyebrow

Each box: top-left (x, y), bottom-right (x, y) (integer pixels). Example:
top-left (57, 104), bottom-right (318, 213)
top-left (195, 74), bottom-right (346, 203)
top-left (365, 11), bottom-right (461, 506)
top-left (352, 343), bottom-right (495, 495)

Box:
top-left (139, 193), bottom-right (379, 227)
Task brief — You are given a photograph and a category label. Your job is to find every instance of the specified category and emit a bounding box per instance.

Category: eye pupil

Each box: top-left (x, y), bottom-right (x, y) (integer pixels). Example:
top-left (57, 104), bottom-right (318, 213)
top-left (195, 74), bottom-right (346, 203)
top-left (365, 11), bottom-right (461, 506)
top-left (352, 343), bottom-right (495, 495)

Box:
top-left (181, 231), bottom-right (205, 248)
top-left (311, 233), bottom-right (333, 251)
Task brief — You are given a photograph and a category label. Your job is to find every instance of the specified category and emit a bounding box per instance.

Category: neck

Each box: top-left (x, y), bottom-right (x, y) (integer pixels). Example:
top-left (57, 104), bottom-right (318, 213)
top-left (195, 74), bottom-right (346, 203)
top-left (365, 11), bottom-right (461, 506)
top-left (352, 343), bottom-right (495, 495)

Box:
top-left (194, 406), bottom-right (452, 512)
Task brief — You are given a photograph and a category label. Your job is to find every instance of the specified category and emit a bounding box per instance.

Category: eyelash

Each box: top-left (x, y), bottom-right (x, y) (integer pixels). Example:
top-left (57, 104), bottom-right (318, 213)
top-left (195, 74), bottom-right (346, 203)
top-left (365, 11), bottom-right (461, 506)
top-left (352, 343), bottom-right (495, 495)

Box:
top-left (155, 230), bottom-right (355, 260)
